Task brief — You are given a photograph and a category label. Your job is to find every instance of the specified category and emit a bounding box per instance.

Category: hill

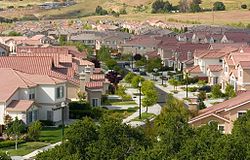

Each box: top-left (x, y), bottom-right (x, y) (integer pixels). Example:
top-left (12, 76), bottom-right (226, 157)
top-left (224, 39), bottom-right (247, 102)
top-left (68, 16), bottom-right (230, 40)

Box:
top-left (0, 0), bottom-right (249, 23)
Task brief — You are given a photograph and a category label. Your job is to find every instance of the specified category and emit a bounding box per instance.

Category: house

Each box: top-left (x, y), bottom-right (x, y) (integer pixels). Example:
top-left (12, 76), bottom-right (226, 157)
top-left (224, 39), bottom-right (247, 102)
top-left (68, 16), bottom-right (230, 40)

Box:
top-left (189, 91), bottom-right (250, 134)
top-left (121, 35), bottom-right (162, 55)
top-left (207, 65), bottom-right (223, 85)
top-left (0, 68), bottom-right (68, 129)
top-left (222, 51), bottom-right (250, 91)
top-left (0, 35), bottom-right (56, 55)
top-left (70, 33), bottom-right (100, 48)
top-left (96, 31), bottom-right (131, 50)
top-left (186, 46), bottom-right (239, 80)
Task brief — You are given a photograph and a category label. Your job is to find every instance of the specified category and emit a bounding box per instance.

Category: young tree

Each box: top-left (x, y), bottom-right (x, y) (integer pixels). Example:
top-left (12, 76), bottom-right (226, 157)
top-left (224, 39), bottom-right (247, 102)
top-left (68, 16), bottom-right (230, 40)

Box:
top-left (190, 3), bottom-right (201, 12)
top-left (131, 76), bottom-right (144, 88)
top-left (124, 72), bottom-right (136, 83)
top-left (225, 84), bottom-right (236, 98)
top-left (211, 84), bottom-right (223, 98)
top-left (27, 121), bottom-right (42, 141)
top-left (213, 1), bottom-right (226, 11)
top-left (105, 59), bottom-right (117, 70)
top-left (5, 118), bottom-right (26, 150)
top-left (142, 89), bottom-right (158, 113)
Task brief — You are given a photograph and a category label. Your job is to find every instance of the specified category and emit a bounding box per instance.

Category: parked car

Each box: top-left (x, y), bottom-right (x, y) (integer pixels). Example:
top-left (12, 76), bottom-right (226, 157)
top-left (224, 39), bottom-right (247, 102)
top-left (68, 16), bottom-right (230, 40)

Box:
top-left (199, 85), bottom-right (211, 92)
top-left (132, 68), bottom-right (139, 72)
top-left (140, 71), bottom-right (147, 75)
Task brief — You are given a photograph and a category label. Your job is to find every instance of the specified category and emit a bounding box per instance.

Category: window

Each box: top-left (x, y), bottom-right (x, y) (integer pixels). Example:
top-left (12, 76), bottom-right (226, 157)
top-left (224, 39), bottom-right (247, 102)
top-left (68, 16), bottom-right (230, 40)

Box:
top-left (219, 59), bottom-right (223, 63)
top-left (92, 99), bottom-right (99, 107)
top-left (29, 88), bottom-right (35, 100)
top-left (225, 66), bottom-right (228, 72)
top-left (56, 86), bottom-right (64, 99)
top-left (238, 111), bottom-right (247, 118)
top-left (218, 124), bottom-right (225, 133)
top-left (240, 70), bottom-right (242, 77)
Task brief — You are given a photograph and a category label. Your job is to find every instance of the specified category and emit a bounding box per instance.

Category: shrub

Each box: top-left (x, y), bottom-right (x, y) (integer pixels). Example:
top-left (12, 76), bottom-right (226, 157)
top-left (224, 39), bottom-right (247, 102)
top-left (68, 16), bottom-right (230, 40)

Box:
top-left (188, 87), bottom-right (198, 92)
top-left (39, 120), bottom-right (54, 126)
top-left (27, 121), bottom-right (42, 141)
top-left (241, 4), bottom-right (247, 9)
top-left (213, 1), bottom-right (225, 11)
top-left (0, 140), bottom-right (25, 148)
top-left (0, 151), bottom-right (11, 160)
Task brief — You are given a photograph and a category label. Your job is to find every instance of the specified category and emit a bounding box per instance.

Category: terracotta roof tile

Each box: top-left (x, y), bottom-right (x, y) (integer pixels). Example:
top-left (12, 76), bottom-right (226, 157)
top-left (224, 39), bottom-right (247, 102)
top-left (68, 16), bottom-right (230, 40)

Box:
top-left (186, 65), bottom-right (201, 73)
top-left (6, 100), bottom-right (34, 112)
top-left (85, 82), bottom-right (103, 89)
top-left (207, 65), bottom-right (222, 72)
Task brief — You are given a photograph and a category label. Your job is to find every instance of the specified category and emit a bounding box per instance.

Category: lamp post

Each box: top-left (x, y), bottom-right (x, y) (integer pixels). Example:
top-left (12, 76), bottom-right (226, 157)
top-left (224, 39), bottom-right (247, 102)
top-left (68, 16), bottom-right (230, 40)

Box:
top-left (138, 81), bottom-right (142, 119)
top-left (185, 73), bottom-right (189, 99)
top-left (60, 102), bottom-right (66, 142)
top-left (153, 68), bottom-right (158, 81)
top-left (53, 102), bottom-right (66, 142)
top-left (161, 61), bottom-right (164, 85)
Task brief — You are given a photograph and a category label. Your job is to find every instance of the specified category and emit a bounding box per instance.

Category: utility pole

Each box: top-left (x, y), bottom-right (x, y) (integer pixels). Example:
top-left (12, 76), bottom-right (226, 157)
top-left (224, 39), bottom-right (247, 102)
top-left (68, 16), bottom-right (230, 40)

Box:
top-left (138, 82), bottom-right (142, 119)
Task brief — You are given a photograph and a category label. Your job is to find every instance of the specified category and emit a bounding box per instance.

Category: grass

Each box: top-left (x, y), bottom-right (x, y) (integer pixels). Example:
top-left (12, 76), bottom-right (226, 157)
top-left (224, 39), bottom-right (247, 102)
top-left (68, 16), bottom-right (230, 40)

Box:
top-left (39, 127), bottom-right (62, 143)
top-left (110, 101), bottom-right (137, 105)
top-left (133, 112), bottom-right (155, 121)
top-left (1, 142), bottom-right (49, 156)
top-left (108, 106), bottom-right (138, 119)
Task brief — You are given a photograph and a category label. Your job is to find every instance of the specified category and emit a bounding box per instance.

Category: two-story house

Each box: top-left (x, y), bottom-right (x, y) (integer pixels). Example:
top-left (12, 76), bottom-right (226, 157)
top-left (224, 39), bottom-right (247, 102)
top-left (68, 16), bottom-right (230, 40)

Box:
top-left (0, 68), bottom-right (67, 128)
top-left (189, 91), bottom-right (250, 134)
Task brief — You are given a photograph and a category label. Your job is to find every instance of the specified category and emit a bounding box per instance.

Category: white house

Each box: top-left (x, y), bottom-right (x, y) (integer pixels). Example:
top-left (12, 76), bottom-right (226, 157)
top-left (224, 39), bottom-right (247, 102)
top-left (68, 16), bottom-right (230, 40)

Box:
top-left (0, 68), bottom-right (68, 128)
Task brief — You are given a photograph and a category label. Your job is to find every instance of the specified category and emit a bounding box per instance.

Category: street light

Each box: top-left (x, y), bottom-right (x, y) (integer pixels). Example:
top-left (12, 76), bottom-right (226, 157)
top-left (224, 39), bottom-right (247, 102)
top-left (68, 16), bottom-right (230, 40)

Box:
top-left (161, 61), bottom-right (164, 85)
top-left (153, 68), bottom-right (158, 81)
top-left (185, 73), bottom-right (189, 99)
top-left (138, 81), bottom-right (142, 119)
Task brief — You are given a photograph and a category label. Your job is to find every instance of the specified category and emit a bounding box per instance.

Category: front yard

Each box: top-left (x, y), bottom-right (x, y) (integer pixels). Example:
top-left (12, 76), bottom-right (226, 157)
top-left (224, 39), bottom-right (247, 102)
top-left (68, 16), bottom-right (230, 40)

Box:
top-left (0, 127), bottom-right (62, 156)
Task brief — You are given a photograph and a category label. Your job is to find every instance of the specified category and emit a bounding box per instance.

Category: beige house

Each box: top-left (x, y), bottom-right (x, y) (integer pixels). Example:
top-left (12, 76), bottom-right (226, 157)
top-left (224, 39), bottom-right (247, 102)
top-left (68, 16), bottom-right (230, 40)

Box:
top-left (189, 91), bottom-right (250, 134)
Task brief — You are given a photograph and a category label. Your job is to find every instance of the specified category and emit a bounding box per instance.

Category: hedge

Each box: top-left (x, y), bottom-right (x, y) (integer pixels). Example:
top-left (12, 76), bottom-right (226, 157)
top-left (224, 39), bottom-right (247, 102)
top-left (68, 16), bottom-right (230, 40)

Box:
top-left (0, 140), bottom-right (25, 148)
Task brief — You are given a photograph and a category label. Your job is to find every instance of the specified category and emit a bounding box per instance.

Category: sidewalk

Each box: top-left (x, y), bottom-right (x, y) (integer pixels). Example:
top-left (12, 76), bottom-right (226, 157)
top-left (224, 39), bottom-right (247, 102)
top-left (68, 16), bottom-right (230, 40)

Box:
top-left (11, 142), bottom-right (62, 160)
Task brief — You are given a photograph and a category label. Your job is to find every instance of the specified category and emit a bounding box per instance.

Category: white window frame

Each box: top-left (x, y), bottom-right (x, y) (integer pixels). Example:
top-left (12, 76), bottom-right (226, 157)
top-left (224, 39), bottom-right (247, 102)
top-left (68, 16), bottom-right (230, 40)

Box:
top-left (29, 88), bottom-right (35, 100)
top-left (56, 86), bottom-right (64, 99)
top-left (218, 124), bottom-right (225, 134)
top-left (237, 110), bottom-right (247, 118)
top-left (92, 98), bottom-right (99, 107)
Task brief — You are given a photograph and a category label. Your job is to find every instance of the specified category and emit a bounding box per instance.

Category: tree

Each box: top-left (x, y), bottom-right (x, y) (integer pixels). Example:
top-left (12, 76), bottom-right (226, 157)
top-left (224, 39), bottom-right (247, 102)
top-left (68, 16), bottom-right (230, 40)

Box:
top-left (0, 151), bottom-right (11, 160)
top-left (5, 118), bottom-right (26, 150)
top-left (124, 72), bottom-right (136, 83)
top-left (153, 94), bottom-right (192, 158)
top-left (97, 46), bottom-right (111, 62)
top-left (142, 89), bottom-right (158, 113)
top-left (115, 85), bottom-right (131, 101)
top-left (133, 54), bottom-right (142, 61)
top-left (152, 0), bottom-right (172, 13)
top-left (179, 0), bottom-right (189, 12)
top-left (4, 114), bottom-right (13, 126)
top-left (193, 0), bottom-right (202, 4)
top-left (27, 120), bottom-right (42, 141)
top-left (225, 84), bottom-right (236, 98)
top-left (213, 1), bottom-right (226, 11)
top-left (105, 59), bottom-right (117, 70)
top-left (241, 4), bottom-right (247, 9)
top-left (211, 84), bottom-right (223, 98)
top-left (131, 76), bottom-right (144, 88)
top-left (95, 6), bottom-right (108, 15)
top-left (146, 58), bottom-right (162, 73)
top-left (77, 91), bottom-right (87, 102)
top-left (190, 3), bottom-right (201, 12)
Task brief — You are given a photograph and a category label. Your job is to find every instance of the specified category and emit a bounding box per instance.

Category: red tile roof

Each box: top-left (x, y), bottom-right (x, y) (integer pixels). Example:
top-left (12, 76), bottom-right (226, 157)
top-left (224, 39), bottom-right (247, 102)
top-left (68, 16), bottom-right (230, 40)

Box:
top-left (186, 65), bottom-right (201, 73)
top-left (207, 65), bottom-right (222, 72)
top-left (85, 82), bottom-right (103, 89)
top-left (238, 61), bottom-right (250, 69)
top-left (91, 74), bottom-right (105, 81)
top-left (6, 100), bottom-right (34, 112)
top-left (189, 91), bottom-right (250, 123)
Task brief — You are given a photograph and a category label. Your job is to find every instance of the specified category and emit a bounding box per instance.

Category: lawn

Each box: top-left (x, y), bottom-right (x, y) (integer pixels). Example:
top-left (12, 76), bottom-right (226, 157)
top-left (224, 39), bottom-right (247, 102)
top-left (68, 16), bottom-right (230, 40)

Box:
top-left (39, 127), bottom-right (62, 143)
top-left (133, 112), bottom-right (155, 121)
top-left (108, 106), bottom-right (138, 119)
top-left (1, 142), bottom-right (49, 156)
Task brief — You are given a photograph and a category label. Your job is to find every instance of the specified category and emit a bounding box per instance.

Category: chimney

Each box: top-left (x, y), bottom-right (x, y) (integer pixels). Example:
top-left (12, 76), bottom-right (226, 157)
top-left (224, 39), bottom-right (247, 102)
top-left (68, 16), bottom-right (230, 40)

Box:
top-left (84, 65), bottom-right (91, 82)
top-left (79, 71), bottom-right (86, 92)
